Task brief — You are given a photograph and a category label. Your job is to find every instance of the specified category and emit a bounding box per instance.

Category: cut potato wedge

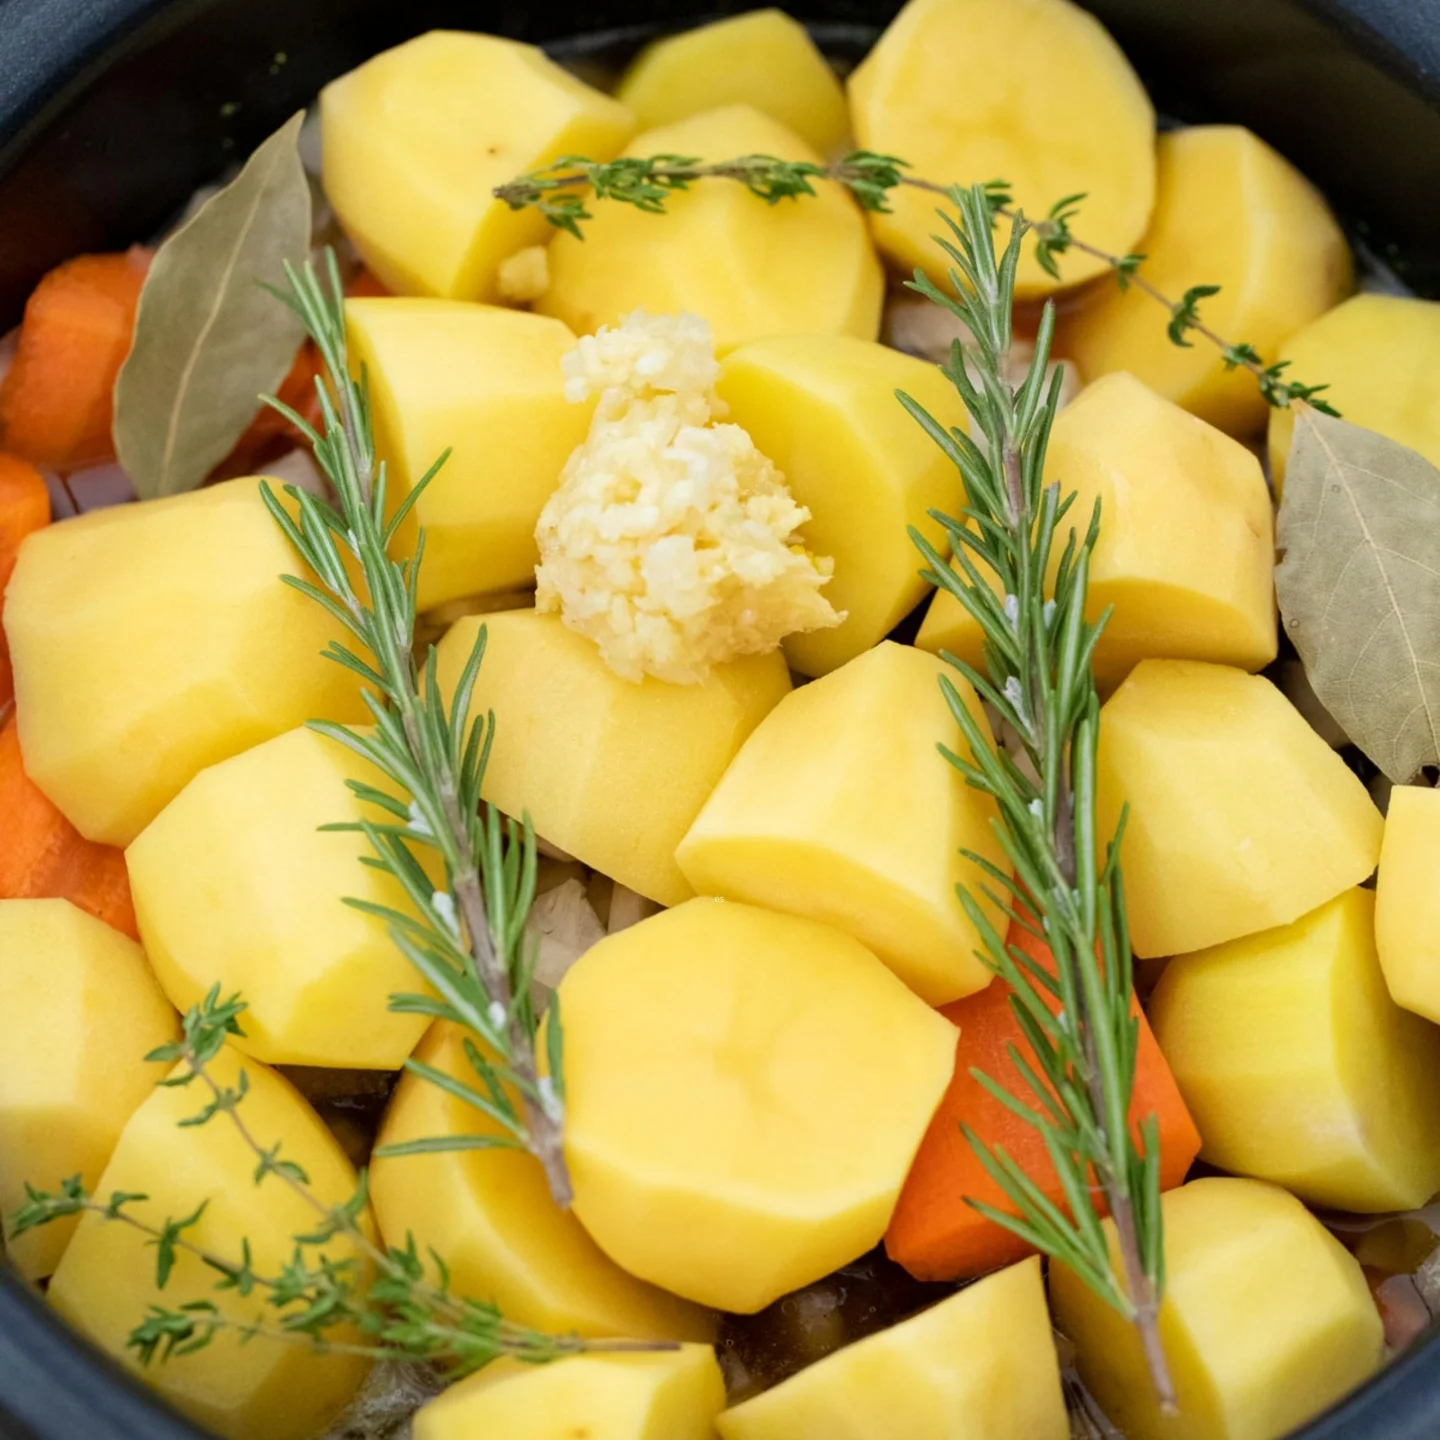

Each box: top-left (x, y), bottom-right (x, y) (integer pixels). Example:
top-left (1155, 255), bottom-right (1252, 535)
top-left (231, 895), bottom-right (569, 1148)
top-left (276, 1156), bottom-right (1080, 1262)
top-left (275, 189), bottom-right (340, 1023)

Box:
top-left (1376, 785), bottom-right (1440, 1024)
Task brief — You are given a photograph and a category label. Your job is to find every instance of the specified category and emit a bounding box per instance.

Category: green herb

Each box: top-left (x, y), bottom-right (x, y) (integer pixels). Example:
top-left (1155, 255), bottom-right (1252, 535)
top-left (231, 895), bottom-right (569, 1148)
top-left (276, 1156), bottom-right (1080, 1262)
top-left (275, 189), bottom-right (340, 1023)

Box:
top-left (257, 251), bottom-right (571, 1205)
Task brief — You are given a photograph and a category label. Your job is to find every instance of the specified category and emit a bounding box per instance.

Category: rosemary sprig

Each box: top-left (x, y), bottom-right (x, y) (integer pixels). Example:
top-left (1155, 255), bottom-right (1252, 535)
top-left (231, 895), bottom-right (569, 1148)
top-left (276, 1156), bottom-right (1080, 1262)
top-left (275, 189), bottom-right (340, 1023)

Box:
top-left (256, 251), bottom-right (572, 1206)
top-left (496, 152), bottom-right (1336, 415)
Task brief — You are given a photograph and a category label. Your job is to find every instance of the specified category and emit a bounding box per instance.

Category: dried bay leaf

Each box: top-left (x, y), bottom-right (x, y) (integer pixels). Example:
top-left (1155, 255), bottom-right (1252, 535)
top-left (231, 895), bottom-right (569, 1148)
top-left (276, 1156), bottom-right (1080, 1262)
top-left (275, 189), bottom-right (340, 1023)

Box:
top-left (114, 113), bottom-right (311, 499)
top-left (1275, 406), bottom-right (1440, 783)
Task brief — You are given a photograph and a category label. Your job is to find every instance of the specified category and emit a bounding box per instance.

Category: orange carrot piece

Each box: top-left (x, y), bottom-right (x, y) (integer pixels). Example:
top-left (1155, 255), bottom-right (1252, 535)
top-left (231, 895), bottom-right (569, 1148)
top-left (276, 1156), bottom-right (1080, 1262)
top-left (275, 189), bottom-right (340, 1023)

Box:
top-left (0, 249), bottom-right (150, 471)
top-left (885, 918), bottom-right (1201, 1281)
top-left (346, 268), bottom-right (391, 299)
top-left (0, 720), bottom-right (139, 940)
top-left (0, 453), bottom-right (52, 714)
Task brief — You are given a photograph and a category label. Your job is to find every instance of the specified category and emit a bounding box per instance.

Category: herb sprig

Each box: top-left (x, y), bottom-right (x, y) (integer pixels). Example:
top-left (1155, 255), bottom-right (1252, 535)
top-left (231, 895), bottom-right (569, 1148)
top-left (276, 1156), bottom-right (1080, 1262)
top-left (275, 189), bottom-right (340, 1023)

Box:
top-left (496, 152), bottom-right (1335, 415)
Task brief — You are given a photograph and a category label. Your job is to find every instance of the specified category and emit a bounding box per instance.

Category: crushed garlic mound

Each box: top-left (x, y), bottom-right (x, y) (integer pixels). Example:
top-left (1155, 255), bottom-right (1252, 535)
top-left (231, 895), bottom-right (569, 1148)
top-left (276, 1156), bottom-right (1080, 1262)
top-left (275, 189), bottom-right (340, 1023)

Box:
top-left (534, 310), bottom-right (843, 684)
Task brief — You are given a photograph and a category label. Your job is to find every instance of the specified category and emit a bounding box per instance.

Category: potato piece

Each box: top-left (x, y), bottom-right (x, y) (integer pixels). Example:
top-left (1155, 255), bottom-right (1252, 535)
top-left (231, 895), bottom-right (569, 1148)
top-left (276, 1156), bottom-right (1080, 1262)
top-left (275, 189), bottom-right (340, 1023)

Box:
top-left (1150, 888), bottom-right (1440, 1213)
top-left (346, 299), bottom-right (589, 612)
top-left (5, 478), bottom-right (365, 846)
top-left (371, 1023), bottom-right (712, 1341)
top-left (677, 643), bottom-right (1009, 1004)
top-left (1097, 660), bottom-right (1382, 958)
top-left (413, 1345), bottom-right (725, 1440)
top-left (434, 610), bottom-right (790, 905)
top-left (1270, 294), bottom-right (1440, 493)
top-left (48, 1046), bottom-right (373, 1440)
top-left (848, 0), bottom-right (1154, 297)
top-left (1062, 127), bottom-right (1351, 435)
top-left (715, 335), bottom-right (966, 676)
top-left (718, 1258), bottom-right (1066, 1440)
top-left (617, 11), bottom-right (850, 156)
top-left (321, 31), bottom-right (634, 300)
top-left (556, 898), bottom-right (957, 1312)
top-left (1050, 1178), bottom-right (1383, 1440)
top-left (1376, 785), bottom-right (1440, 1023)
top-left (126, 727), bottom-right (433, 1069)
top-left (538, 106), bottom-right (882, 353)
top-left (917, 374), bottom-right (1277, 687)
top-left (0, 899), bottom-right (176, 1279)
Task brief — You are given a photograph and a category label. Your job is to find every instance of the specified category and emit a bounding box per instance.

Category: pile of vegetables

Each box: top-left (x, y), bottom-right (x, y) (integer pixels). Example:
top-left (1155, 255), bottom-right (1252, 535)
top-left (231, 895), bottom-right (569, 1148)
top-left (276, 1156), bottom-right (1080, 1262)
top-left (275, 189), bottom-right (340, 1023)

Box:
top-left (2, 1), bottom-right (1440, 1438)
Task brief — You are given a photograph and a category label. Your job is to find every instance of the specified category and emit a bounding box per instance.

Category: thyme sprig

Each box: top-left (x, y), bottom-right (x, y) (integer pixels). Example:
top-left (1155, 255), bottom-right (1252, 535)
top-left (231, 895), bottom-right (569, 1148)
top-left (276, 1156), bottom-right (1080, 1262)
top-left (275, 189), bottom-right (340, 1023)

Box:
top-left (901, 185), bottom-right (1174, 1408)
top-left (496, 151), bottom-right (1335, 415)
top-left (256, 251), bottom-right (572, 1205)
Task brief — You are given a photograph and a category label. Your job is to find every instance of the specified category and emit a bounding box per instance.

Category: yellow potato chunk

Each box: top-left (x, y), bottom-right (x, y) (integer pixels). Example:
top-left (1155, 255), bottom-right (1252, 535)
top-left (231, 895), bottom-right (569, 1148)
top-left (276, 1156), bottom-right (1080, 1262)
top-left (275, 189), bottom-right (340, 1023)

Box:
top-left (557, 898), bottom-right (957, 1312)
top-left (1150, 888), bottom-right (1440, 1213)
top-left (1376, 785), bottom-right (1440, 1023)
top-left (1051, 1178), bottom-right (1383, 1440)
top-left (5, 478), bottom-right (365, 846)
top-left (434, 610), bottom-right (790, 905)
top-left (371, 1023), bottom-right (712, 1341)
top-left (677, 643), bottom-right (1009, 1004)
top-left (413, 1346), bottom-right (726, 1440)
top-left (346, 299), bottom-right (589, 612)
top-left (538, 105), bottom-right (883, 353)
top-left (718, 1257), bottom-right (1067, 1440)
top-left (1097, 661), bottom-right (1382, 958)
top-left (715, 335), bottom-right (966, 676)
top-left (917, 373), bottom-right (1277, 687)
top-left (321, 31), bottom-right (634, 300)
top-left (127, 727), bottom-right (434, 1070)
top-left (49, 1046), bottom-right (373, 1440)
top-left (0, 899), bottom-right (176, 1280)
top-left (1270, 294), bottom-right (1440, 493)
top-left (1063, 127), bottom-right (1351, 435)
top-left (849, 0), bottom-right (1154, 297)
top-left (617, 10), bottom-right (850, 156)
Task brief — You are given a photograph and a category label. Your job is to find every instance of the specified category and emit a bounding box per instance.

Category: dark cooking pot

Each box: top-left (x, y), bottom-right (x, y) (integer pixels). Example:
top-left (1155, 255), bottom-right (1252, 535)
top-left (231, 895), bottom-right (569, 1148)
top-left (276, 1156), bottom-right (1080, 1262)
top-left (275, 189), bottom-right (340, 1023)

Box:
top-left (2, 0), bottom-right (1440, 1435)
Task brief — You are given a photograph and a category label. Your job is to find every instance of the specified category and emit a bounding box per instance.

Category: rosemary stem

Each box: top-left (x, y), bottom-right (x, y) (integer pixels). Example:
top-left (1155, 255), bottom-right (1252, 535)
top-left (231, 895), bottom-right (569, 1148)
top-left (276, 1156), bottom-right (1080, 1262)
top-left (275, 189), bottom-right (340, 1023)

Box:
top-left (1110, 1189), bottom-right (1177, 1413)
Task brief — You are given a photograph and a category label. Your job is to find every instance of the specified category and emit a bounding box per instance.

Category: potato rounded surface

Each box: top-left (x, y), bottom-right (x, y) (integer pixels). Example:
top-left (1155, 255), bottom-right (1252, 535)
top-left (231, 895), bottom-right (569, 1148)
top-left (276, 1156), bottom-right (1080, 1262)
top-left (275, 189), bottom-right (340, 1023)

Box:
top-left (617, 10), bottom-right (850, 156)
top-left (1050, 1178), bottom-right (1383, 1440)
top-left (677, 643), bottom-right (1010, 1005)
top-left (347, 299), bottom-right (590, 611)
top-left (1150, 888), bottom-right (1440, 1213)
top-left (413, 1346), bottom-right (726, 1440)
top-left (1097, 660), bottom-right (1382, 958)
top-left (1062, 127), bottom-right (1351, 435)
top-left (4, 478), bottom-right (366, 846)
top-left (321, 31), bottom-right (634, 300)
top-left (0, 898), bottom-right (176, 1279)
top-left (434, 610), bottom-right (790, 905)
top-left (126, 727), bottom-right (434, 1069)
top-left (557, 898), bottom-right (957, 1312)
top-left (48, 1046), bottom-right (373, 1440)
top-left (718, 1258), bottom-right (1067, 1440)
top-left (918, 374), bottom-right (1277, 687)
top-left (371, 1023), bottom-right (712, 1342)
top-left (849, 0), bottom-right (1154, 296)
top-left (715, 335), bottom-right (966, 676)
top-left (538, 105), bottom-right (883, 353)
top-left (1376, 785), bottom-right (1440, 1024)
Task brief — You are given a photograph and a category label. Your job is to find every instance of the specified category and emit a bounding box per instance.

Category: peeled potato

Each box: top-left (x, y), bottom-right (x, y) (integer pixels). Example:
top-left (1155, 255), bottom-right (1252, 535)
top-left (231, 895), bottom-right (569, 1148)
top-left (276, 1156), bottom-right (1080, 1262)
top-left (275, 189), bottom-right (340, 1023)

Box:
top-left (849, 0), bottom-right (1154, 296)
top-left (1376, 785), bottom-right (1440, 1023)
top-left (434, 610), bottom-right (790, 905)
top-left (1063, 127), bottom-right (1351, 435)
top-left (0, 899), bottom-right (176, 1280)
top-left (618, 10), bottom-right (850, 156)
top-left (49, 1046), bottom-right (373, 1440)
top-left (322, 30), bottom-right (635, 300)
top-left (538, 105), bottom-right (883, 352)
top-left (4, 478), bottom-right (366, 846)
top-left (1051, 1178), bottom-right (1383, 1440)
top-left (346, 299), bottom-right (589, 612)
top-left (556, 898), bottom-right (957, 1313)
top-left (715, 334), bottom-right (966, 676)
top-left (1098, 661), bottom-right (1382, 958)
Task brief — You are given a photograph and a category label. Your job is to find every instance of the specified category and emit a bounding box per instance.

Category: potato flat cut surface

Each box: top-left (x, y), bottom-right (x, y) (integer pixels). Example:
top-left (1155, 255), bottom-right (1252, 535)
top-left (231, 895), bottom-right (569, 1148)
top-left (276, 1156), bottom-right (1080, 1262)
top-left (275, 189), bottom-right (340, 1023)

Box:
top-left (1376, 785), bottom-right (1440, 1024)
top-left (556, 899), bottom-right (957, 1312)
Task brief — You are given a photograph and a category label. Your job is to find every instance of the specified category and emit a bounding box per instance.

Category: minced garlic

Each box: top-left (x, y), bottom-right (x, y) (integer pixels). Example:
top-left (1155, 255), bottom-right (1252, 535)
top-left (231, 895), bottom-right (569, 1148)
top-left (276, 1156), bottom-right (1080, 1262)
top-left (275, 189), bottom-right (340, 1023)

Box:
top-left (534, 310), bottom-right (843, 684)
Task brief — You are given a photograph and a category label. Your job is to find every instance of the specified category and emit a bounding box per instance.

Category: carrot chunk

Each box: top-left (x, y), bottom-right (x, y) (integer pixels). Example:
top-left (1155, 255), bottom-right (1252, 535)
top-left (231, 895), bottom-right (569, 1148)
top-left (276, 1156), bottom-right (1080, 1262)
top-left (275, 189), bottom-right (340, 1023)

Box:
top-left (885, 917), bottom-right (1201, 1281)
top-left (0, 453), bottom-right (52, 714)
